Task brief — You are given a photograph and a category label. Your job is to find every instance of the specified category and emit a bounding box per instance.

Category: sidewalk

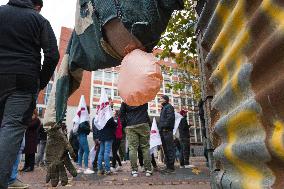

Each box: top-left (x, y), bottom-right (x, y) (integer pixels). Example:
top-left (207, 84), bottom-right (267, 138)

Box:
top-left (18, 158), bottom-right (211, 189)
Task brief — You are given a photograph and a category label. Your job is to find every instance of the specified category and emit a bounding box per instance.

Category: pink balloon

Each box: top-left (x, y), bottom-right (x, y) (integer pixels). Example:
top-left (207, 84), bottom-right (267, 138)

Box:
top-left (118, 49), bottom-right (163, 106)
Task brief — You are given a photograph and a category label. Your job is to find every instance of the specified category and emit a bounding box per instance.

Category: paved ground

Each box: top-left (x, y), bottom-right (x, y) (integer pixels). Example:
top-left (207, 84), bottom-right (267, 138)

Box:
top-left (18, 157), bottom-right (211, 189)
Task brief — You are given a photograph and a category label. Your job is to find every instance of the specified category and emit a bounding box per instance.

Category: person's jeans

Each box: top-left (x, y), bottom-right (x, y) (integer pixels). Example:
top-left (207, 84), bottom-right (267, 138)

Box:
top-left (0, 91), bottom-right (36, 189)
top-left (77, 133), bottom-right (90, 168)
top-left (9, 136), bottom-right (25, 185)
top-left (98, 140), bottom-right (113, 172)
top-left (160, 130), bottom-right (175, 170)
top-left (126, 123), bottom-right (151, 172)
top-left (36, 140), bottom-right (47, 165)
top-left (179, 138), bottom-right (190, 166)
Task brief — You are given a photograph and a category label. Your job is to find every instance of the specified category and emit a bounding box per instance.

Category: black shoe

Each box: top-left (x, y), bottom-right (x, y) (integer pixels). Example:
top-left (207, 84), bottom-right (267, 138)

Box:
top-left (20, 167), bottom-right (28, 172)
top-left (161, 168), bottom-right (175, 174)
top-left (23, 167), bottom-right (34, 172)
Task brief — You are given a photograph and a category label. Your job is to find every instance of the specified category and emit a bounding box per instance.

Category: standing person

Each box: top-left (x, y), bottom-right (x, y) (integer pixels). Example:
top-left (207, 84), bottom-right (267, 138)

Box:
top-left (77, 121), bottom-right (94, 174)
top-left (158, 95), bottom-right (176, 174)
top-left (0, 0), bottom-right (60, 187)
top-left (21, 109), bottom-right (41, 172)
top-left (97, 118), bottom-right (117, 175)
top-left (69, 129), bottom-right (79, 163)
top-left (36, 123), bottom-right (47, 167)
top-left (120, 102), bottom-right (152, 177)
top-left (111, 110), bottom-right (123, 172)
top-left (178, 110), bottom-right (194, 168)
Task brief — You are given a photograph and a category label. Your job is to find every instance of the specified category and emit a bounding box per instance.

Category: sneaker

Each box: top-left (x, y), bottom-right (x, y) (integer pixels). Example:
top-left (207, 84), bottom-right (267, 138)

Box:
top-left (77, 168), bottom-right (84, 174)
top-left (115, 165), bottom-right (122, 172)
top-left (84, 168), bottom-right (95, 174)
top-left (97, 170), bottom-right (104, 176)
top-left (184, 165), bottom-right (195, 168)
top-left (131, 170), bottom-right (138, 177)
top-left (180, 166), bottom-right (185, 168)
top-left (105, 171), bottom-right (112, 175)
top-left (121, 161), bottom-right (126, 164)
top-left (145, 170), bottom-right (152, 177)
top-left (8, 179), bottom-right (30, 189)
top-left (161, 168), bottom-right (175, 175)
top-left (110, 167), bottom-right (116, 172)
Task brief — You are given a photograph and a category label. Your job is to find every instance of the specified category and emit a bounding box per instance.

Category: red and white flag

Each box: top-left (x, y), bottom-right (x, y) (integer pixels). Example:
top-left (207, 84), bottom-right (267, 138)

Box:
top-left (173, 112), bottom-right (183, 137)
top-left (72, 95), bottom-right (89, 133)
top-left (150, 118), bottom-right (162, 152)
top-left (93, 88), bottom-right (113, 130)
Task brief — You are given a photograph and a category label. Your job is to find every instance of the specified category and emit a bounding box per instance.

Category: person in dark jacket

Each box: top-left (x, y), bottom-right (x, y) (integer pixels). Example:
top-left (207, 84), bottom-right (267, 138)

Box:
top-left (97, 117), bottom-right (117, 175)
top-left (22, 109), bottom-right (41, 172)
top-left (120, 102), bottom-right (152, 177)
top-left (69, 129), bottom-right (79, 163)
top-left (178, 110), bottom-right (193, 168)
top-left (35, 123), bottom-right (47, 166)
top-left (158, 95), bottom-right (176, 174)
top-left (0, 0), bottom-right (59, 187)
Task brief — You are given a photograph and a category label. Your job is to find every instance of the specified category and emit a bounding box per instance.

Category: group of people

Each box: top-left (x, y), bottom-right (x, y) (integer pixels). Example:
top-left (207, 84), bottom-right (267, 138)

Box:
top-left (68, 95), bottom-right (192, 178)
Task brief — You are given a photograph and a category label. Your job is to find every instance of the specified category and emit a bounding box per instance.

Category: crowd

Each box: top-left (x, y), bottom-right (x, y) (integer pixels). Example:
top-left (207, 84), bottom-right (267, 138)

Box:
top-left (67, 95), bottom-right (193, 178)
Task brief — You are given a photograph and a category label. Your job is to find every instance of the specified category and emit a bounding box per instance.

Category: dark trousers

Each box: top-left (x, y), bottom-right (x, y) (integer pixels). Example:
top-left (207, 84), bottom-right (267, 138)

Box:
top-left (138, 146), bottom-right (157, 168)
top-left (179, 138), bottom-right (190, 166)
top-left (24, 153), bottom-right (35, 170)
top-left (112, 139), bottom-right (122, 168)
top-left (0, 91), bottom-right (36, 189)
top-left (93, 144), bottom-right (100, 169)
top-left (160, 130), bottom-right (175, 170)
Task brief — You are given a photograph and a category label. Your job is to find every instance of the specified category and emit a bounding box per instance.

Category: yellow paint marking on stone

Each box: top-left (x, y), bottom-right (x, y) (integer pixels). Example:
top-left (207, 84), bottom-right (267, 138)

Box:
top-left (212, 30), bottom-right (249, 90)
top-left (216, 2), bottom-right (231, 24)
top-left (225, 110), bottom-right (264, 189)
top-left (211, 0), bottom-right (245, 57)
top-left (262, 0), bottom-right (284, 27)
top-left (271, 120), bottom-right (284, 160)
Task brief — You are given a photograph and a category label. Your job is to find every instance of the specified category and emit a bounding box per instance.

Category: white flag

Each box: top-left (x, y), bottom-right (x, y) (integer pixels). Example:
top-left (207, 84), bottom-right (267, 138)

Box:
top-left (93, 88), bottom-right (113, 130)
top-left (173, 112), bottom-right (183, 136)
top-left (72, 95), bottom-right (90, 133)
top-left (150, 118), bottom-right (162, 152)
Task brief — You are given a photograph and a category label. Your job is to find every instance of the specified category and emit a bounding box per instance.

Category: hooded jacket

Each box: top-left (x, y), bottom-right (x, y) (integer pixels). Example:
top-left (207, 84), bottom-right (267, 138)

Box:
top-left (0, 0), bottom-right (59, 92)
top-left (159, 102), bottom-right (175, 130)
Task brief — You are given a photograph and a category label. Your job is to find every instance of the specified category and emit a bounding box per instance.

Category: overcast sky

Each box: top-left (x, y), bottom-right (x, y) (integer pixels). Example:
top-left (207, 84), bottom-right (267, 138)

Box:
top-left (0, 0), bottom-right (77, 41)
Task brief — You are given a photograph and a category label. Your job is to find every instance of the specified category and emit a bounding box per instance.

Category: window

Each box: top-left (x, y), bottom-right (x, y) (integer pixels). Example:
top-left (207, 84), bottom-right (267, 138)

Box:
top-left (113, 89), bottom-right (119, 97)
top-left (94, 70), bottom-right (103, 80)
top-left (104, 71), bottom-right (112, 82)
top-left (187, 98), bottom-right (193, 106)
top-left (105, 88), bottom-right (112, 97)
top-left (165, 88), bottom-right (171, 94)
top-left (94, 87), bottom-right (101, 96)
top-left (44, 83), bottom-right (53, 105)
top-left (173, 97), bottom-right (179, 106)
top-left (113, 73), bottom-right (119, 83)
top-left (37, 107), bottom-right (43, 118)
top-left (181, 98), bottom-right (186, 106)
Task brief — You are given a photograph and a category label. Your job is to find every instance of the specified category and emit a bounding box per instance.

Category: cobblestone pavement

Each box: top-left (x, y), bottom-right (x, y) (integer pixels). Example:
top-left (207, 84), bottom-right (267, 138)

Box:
top-left (18, 157), bottom-right (211, 189)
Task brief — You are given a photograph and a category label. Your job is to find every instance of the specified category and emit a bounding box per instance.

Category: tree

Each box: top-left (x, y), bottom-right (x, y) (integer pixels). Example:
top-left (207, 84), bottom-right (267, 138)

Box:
top-left (157, 0), bottom-right (201, 102)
